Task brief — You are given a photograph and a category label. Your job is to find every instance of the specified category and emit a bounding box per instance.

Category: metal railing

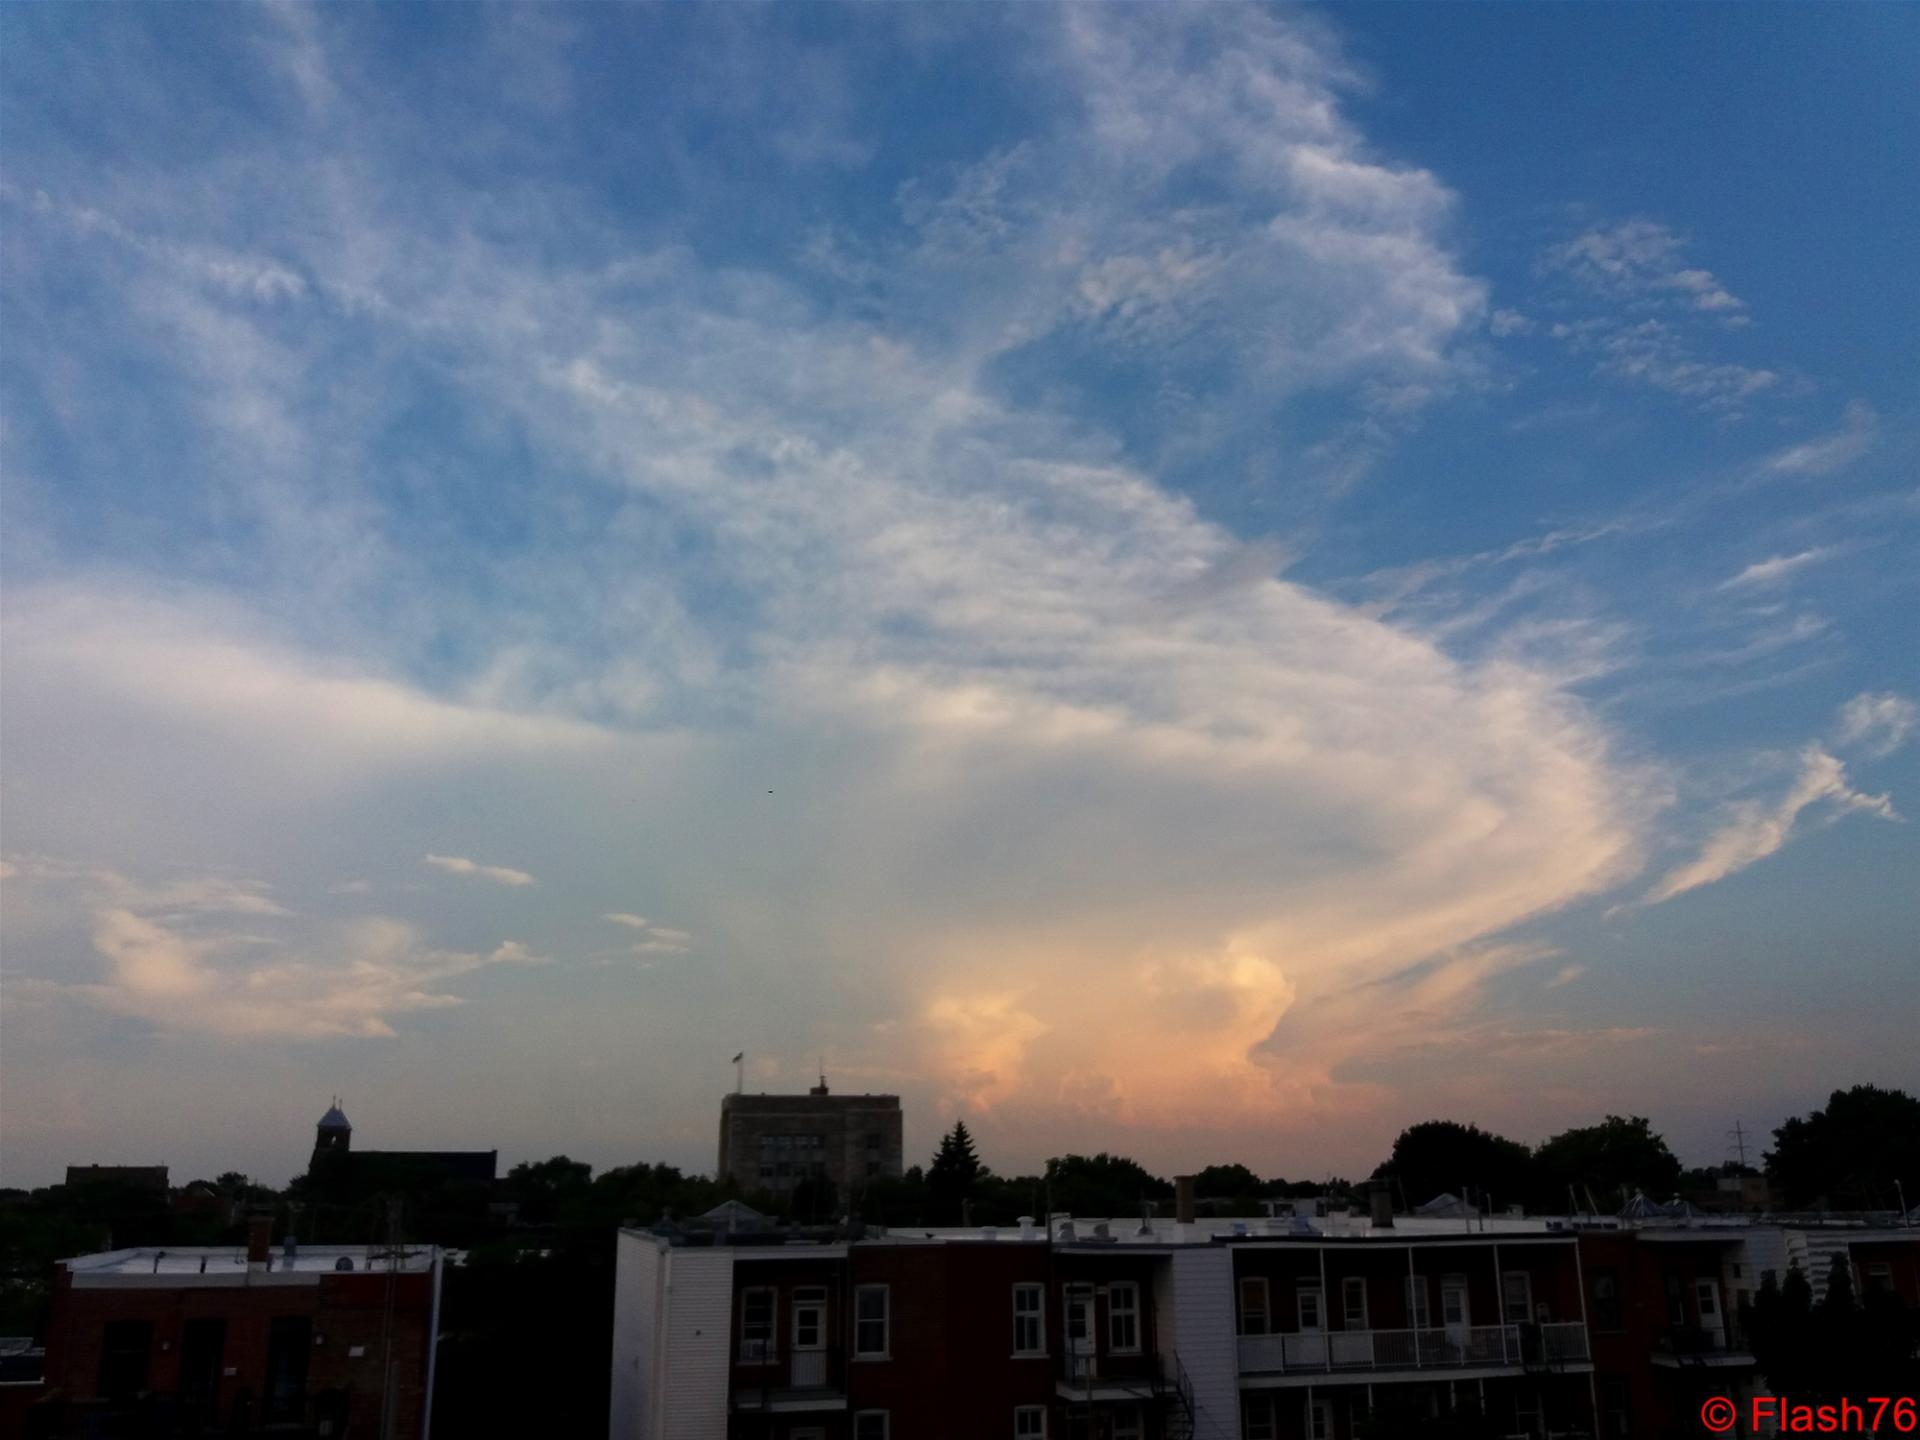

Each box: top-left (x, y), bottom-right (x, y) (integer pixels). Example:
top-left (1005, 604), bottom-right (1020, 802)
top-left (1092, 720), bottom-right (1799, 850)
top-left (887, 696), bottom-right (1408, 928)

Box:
top-left (1238, 1322), bottom-right (1589, 1374)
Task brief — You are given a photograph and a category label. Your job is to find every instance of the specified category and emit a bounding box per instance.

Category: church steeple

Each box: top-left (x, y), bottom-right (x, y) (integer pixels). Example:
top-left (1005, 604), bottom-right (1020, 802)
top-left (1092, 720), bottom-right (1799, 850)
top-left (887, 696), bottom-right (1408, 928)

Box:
top-left (311, 1097), bottom-right (352, 1169)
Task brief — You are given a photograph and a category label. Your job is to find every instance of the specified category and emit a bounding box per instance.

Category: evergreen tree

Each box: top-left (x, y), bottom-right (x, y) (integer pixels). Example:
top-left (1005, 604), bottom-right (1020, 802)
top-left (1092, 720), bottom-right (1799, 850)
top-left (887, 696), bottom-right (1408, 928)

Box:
top-left (928, 1121), bottom-right (984, 1222)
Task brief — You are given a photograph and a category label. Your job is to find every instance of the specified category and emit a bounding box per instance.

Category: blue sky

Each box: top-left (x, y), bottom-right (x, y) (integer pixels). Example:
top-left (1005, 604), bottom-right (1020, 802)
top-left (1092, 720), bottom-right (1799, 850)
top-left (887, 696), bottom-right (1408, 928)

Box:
top-left (2, 3), bottom-right (1915, 1190)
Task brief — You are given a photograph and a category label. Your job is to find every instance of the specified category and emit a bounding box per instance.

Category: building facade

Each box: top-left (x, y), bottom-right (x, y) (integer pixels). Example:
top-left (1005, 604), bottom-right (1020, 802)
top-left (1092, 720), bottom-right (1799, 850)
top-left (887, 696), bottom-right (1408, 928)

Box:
top-left (31, 1222), bottom-right (442, 1439)
top-left (610, 1209), bottom-right (1602, 1440)
top-left (716, 1084), bottom-right (904, 1198)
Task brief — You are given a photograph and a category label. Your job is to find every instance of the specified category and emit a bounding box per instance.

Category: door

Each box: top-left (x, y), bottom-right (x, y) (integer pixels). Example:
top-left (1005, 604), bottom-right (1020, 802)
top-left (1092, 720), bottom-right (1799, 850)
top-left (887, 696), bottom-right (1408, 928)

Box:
top-left (791, 1288), bottom-right (828, 1387)
top-left (1694, 1279), bottom-right (1725, 1348)
top-left (1441, 1276), bottom-right (1472, 1359)
top-left (1065, 1284), bottom-right (1096, 1383)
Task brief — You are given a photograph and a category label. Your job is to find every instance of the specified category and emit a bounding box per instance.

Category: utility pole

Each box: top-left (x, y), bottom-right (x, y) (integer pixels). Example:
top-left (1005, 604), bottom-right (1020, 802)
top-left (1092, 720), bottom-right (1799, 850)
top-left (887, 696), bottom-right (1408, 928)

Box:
top-left (1727, 1122), bottom-right (1750, 1170)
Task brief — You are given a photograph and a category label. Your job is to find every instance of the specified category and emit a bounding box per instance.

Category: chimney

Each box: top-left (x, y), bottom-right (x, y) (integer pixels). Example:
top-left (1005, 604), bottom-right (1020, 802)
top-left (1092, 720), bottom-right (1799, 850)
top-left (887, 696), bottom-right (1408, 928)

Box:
top-left (1369, 1186), bottom-right (1395, 1230)
top-left (247, 1216), bottom-right (273, 1269)
top-left (1018, 1215), bottom-right (1037, 1242)
top-left (1174, 1175), bottom-right (1196, 1225)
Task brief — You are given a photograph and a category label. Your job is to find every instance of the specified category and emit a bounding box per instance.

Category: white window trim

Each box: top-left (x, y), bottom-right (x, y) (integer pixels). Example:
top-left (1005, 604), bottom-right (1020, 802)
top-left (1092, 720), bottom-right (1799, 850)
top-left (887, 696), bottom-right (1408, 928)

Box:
top-left (1108, 1281), bottom-right (1142, 1355)
top-left (1502, 1269), bottom-right (1534, 1325)
top-left (1014, 1403), bottom-right (1048, 1439)
top-left (853, 1410), bottom-right (890, 1440)
top-left (1342, 1275), bottom-right (1368, 1329)
top-left (1012, 1283), bottom-right (1047, 1358)
top-left (1239, 1276), bottom-right (1271, 1336)
top-left (1441, 1273), bottom-right (1470, 1327)
top-left (1306, 1396), bottom-right (1332, 1440)
top-left (853, 1283), bottom-right (889, 1359)
top-left (1297, 1283), bottom-right (1324, 1332)
top-left (738, 1285), bottom-right (775, 1363)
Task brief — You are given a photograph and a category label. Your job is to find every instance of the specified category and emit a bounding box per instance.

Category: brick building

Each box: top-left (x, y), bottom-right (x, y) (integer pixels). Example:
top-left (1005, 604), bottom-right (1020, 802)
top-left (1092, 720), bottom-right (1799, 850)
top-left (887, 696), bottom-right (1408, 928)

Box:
top-left (1578, 1217), bottom-right (1920, 1440)
top-left (610, 1202), bottom-right (1601, 1440)
top-left (716, 1083), bottom-right (903, 1199)
top-left (29, 1221), bottom-right (442, 1439)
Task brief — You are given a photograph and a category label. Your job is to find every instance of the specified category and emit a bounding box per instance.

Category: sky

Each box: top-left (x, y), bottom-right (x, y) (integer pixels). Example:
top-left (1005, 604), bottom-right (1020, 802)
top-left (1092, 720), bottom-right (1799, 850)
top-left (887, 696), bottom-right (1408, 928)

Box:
top-left (2, 3), bottom-right (1916, 1192)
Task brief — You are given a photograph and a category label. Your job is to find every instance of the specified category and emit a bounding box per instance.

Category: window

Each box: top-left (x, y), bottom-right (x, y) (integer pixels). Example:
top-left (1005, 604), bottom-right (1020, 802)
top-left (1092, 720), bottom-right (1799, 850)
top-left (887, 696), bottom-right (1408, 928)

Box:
top-left (97, 1319), bottom-right (152, 1403)
top-left (1865, 1263), bottom-right (1895, 1295)
top-left (1405, 1275), bottom-right (1430, 1328)
top-left (854, 1285), bottom-right (889, 1358)
top-left (263, 1316), bottom-right (312, 1423)
top-left (1501, 1269), bottom-right (1533, 1324)
top-left (1342, 1276), bottom-right (1368, 1328)
top-left (1244, 1397), bottom-right (1276, 1440)
top-left (1600, 1377), bottom-right (1631, 1440)
top-left (854, 1411), bottom-right (889, 1440)
top-left (1065, 1284), bottom-right (1094, 1348)
top-left (1441, 1275), bottom-right (1469, 1327)
top-left (1297, 1283), bottom-right (1323, 1331)
top-left (1109, 1282), bottom-right (1141, 1353)
top-left (1306, 1397), bottom-right (1332, 1440)
top-left (792, 1287), bottom-right (827, 1352)
top-left (1239, 1276), bottom-right (1270, 1336)
top-left (179, 1318), bottom-right (225, 1415)
top-left (1515, 1388), bottom-right (1544, 1440)
top-left (1013, 1283), bottom-right (1046, 1355)
top-left (1014, 1404), bottom-right (1047, 1439)
top-left (1112, 1408), bottom-right (1144, 1440)
top-left (1591, 1267), bottom-right (1621, 1332)
top-left (740, 1287), bottom-right (775, 1362)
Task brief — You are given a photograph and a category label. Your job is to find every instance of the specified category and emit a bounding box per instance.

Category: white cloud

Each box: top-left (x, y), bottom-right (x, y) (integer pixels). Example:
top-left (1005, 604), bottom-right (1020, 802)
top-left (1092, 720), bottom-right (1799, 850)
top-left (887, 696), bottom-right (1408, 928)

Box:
top-left (1489, 308), bottom-right (1534, 337)
top-left (1718, 547), bottom-right (1837, 591)
top-left (604, 912), bottom-right (650, 929)
top-left (1758, 400), bottom-right (1878, 479)
top-left (1644, 746), bottom-right (1898, 905)
top-left (423, 854), bottom-right (536, 888)
top-left (1544, 219), bottom-right (1746, 316)
top-left (1834, 692), bottom-right (1917, 759)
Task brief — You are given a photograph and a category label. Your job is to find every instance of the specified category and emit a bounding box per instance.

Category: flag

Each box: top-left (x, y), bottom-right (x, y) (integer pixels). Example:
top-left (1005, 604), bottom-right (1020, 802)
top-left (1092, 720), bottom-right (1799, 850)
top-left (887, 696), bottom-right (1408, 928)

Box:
top-left (731, 1052), bottom-right (744, 1064)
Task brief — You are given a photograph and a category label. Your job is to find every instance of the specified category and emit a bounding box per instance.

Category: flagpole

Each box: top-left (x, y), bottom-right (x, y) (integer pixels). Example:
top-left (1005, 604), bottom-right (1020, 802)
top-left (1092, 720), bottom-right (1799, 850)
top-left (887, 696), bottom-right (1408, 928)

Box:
top-left (734, 1052), bottom-right (744, 1095)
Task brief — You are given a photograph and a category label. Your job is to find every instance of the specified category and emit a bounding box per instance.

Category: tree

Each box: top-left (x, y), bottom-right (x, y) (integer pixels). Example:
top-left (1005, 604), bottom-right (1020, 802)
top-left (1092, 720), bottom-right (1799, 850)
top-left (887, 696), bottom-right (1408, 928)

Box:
top-left (1766, 1085), bottom-right (1920, 1210)
top-left (1535, 1115), bottom-right (1681, 1211)
top-left (928, 1121), bottom-right (985, 1223)
top-left (1371, 1121), bottom-right (1534, 1213)
top-left (1747, 1255), bottom-right (1920, 1404)
top-left (1043, 1154), bottom-right (1172, 1217)
top-left (1193, 1164), bottom-right (1262, 1199)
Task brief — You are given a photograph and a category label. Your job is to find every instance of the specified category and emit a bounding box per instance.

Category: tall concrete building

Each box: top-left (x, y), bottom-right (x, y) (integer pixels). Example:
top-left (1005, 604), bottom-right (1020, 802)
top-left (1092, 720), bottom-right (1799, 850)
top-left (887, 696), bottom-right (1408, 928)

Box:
top-left (717, 1080), bottom-right (903, 1196)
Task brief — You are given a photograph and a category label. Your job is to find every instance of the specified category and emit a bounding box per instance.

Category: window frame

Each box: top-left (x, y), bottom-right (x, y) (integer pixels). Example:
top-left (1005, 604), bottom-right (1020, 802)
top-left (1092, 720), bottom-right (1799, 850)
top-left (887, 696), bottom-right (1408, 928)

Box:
top-left (1440, 1274), bottom-right (1469, 1327)
top-left (1108, 1280), bottom-right (1142, 1354)
top-left (1111, 1407), bottom-right (1144, 1440)
top-left (1590, 1267), bottom-right (1622, 1332)
top-left (1297, 1282), bottom-right (1324, 1332)
top-left (1243, 1395), bottom-right (1276, 1440)
top-left (853, 1410), bottom-right (890, 1440)
top-left (739, 1285), bottom-right (776, 1363)
top-left (1405, 1274), bottom-right (1430, 1329)
top-left (1012, 1282), bottom-right (1046, 1357)
top-left (1342, 1275), bottom-right (1369, 1329)
top-left (1306, 1396), bottom-right (1333, 1440)
top-left (1014, 1403), bottom-right (1048, 1439)
top-left (853, 1284), bottom-right (890, 1359)
top-left (1501, 1269), bottom-right (1534, 1325)
top-left (1239, 1275), bottom-right (1271, 1336)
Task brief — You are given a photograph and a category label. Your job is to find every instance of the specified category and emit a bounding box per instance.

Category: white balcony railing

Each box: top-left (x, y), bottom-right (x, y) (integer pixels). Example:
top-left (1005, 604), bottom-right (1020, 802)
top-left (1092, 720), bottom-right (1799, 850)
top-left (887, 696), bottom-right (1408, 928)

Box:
top-left (1239, 1323), bottom-right (1589, 1375)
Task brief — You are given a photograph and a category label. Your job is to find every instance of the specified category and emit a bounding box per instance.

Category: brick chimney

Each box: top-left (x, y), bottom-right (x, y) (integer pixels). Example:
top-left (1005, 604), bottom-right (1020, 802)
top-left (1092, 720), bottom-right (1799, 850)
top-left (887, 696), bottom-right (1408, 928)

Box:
top-left (247, 1216), bottom-right (274, 1269)
top-left (1174, 1175), bottom-right (1196, 1225)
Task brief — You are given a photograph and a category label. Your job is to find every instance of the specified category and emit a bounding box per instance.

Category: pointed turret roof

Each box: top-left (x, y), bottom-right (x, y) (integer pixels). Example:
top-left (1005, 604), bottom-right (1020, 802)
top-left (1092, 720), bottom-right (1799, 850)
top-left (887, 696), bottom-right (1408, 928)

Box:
top-left (318, 1097), bottom-right (351, 1131)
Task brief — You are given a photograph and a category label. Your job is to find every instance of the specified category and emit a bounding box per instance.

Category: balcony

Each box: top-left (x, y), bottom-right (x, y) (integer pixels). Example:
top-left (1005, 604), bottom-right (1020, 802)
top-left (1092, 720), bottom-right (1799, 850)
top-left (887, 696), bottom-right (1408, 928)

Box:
top-left (1057, 1348), bottom-right (1180, 1403)
top-left (731, 1347), bottom-right (847, 1412)
top-left (1651, 1321), bottom-right (1754, 1368)
top-left (1239, 1323), bottom-right (1590, 1377)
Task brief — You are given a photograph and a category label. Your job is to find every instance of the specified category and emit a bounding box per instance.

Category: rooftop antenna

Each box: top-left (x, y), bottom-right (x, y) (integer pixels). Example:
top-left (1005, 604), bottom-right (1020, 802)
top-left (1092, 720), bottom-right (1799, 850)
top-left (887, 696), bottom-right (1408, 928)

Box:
top-left (731, 1052), bottom-right (744, 1095)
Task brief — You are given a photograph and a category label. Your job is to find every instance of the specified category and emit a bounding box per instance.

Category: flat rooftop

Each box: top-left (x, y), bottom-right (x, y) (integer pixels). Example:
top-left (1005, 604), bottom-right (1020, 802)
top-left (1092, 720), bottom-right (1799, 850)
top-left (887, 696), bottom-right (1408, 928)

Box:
top-left (62, 1245), bottom-right (437, 1283)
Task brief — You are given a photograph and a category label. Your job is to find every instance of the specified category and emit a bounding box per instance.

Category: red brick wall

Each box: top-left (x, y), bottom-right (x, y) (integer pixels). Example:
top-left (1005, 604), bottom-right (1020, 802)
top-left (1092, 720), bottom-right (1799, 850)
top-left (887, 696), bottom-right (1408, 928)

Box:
top-left (39, 1264), bottom-right (435, 1439)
